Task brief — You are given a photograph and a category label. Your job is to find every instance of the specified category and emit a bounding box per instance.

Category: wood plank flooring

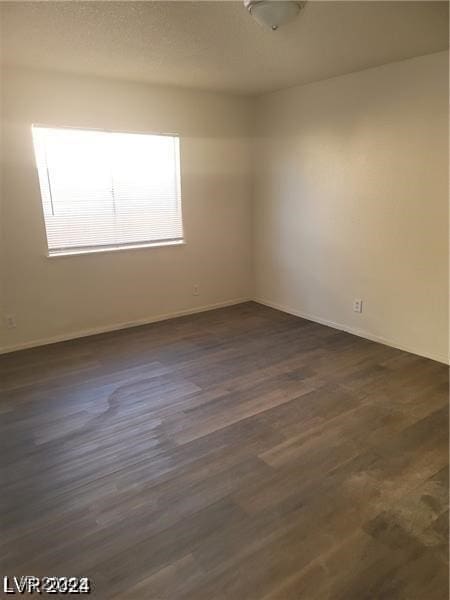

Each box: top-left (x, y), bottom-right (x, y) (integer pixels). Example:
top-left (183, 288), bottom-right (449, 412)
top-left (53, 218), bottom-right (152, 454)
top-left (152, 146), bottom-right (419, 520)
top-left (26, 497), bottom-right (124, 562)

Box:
top-left (0, 302), bottom-right (448, 599)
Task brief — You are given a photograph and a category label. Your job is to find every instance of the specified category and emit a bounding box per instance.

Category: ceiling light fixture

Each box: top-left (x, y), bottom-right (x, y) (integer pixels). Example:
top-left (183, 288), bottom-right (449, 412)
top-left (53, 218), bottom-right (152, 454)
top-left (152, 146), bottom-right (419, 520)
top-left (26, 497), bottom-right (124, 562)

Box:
top-left (244, 0), bottom-right (305, 31)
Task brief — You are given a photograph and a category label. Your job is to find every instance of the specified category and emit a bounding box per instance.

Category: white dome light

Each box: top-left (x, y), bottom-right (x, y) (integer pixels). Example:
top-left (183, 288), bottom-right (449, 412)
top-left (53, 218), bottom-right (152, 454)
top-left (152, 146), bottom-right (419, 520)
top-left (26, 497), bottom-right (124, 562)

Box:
top-left (244, 0), bottom-right (306, 31)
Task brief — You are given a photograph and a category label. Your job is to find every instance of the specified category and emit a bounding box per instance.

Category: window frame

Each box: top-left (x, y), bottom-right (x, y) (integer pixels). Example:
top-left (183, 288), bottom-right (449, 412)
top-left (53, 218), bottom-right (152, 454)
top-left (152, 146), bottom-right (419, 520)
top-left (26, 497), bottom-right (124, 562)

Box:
top-left (31, 124), bottom-right (185, 258)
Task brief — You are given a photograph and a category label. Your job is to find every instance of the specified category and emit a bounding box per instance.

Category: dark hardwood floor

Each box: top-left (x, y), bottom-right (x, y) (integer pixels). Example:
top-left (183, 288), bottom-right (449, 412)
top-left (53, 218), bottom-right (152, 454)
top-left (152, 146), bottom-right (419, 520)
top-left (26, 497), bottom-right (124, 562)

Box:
top-left (1, 302), bottom-right (448, 599)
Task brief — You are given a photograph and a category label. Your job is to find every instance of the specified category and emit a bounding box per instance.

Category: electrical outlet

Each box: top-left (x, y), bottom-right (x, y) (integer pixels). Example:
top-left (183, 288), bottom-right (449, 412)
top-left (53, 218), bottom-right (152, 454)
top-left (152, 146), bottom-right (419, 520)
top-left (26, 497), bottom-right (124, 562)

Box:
top-left (5, 314), bottom-right (17, 328)
top-left (193, 284), bottom-right (200, 296)
top-left (353, 299), bottom-right (363, 314)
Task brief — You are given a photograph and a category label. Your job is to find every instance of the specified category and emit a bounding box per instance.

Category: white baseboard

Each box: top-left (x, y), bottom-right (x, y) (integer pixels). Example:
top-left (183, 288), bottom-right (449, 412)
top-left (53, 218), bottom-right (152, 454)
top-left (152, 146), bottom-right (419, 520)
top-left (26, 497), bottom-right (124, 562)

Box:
top-left (0, 297), bottom-right (251, 355)
top-left (2, 296), bottom-right (447, 365)
top-left (254, 297), bottom-right (449, 365)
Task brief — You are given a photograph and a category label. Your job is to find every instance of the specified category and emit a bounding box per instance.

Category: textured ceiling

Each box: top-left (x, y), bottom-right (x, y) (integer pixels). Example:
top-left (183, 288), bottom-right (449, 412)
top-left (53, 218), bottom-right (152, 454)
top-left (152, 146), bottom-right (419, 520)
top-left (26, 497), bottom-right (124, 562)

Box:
top-left (1, 1), bottom-right (448, 95)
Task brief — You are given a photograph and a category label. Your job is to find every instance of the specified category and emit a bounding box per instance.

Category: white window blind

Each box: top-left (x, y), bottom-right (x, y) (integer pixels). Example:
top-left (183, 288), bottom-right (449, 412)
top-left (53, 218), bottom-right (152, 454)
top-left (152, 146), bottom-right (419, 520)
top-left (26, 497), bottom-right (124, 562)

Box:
top-left (32, 126), bottom-right (184, 255)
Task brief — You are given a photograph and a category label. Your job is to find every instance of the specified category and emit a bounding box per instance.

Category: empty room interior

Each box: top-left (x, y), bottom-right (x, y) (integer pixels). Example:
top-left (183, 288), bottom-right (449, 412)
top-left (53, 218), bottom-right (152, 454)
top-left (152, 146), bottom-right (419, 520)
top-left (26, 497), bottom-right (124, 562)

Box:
top-left (0, 1), bottom-right (449, 598)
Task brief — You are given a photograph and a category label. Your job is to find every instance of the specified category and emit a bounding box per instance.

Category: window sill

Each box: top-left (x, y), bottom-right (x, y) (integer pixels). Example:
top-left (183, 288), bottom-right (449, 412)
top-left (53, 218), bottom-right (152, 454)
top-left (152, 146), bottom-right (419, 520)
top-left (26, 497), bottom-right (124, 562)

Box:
top-left (47, 239), bottom-right (185, 258)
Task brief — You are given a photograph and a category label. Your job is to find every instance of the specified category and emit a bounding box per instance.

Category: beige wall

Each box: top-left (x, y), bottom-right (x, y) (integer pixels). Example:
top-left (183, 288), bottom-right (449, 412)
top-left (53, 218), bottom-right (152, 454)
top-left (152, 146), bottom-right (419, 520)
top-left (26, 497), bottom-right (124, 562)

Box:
top-left (0, 68), bottom-right (253, 351)
top-left (253, 52), bottom-right (448, 363)
top-left (1, 53), bottom-right (448, 362)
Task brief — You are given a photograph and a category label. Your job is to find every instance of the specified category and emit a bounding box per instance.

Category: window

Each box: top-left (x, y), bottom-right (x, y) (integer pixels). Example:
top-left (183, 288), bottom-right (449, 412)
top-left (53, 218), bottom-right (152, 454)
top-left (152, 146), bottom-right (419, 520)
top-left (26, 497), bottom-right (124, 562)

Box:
top-left (32, 126), bottom-right (184, 256)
